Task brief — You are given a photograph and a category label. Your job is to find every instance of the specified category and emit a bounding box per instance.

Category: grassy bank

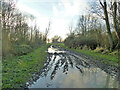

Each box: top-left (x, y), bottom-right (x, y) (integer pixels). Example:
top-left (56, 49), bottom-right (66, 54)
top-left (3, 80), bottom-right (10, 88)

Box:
top-left (55, 43), bottom-right (120, 67)
top-left (2, 44), bottom-right (51, 88)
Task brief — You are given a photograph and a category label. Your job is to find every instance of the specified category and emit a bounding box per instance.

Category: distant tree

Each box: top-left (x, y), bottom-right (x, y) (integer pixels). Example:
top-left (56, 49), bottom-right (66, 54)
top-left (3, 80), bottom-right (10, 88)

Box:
top-left (44, 21), bottom-right (51, 42)
top-left (52, 35), bottom-right (62, 43)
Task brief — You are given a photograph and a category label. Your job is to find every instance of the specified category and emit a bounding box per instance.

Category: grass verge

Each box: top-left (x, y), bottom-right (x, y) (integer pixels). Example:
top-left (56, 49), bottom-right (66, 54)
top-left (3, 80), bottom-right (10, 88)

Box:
top-left (2, 43), bottom-right (51, 88)
top-left (55, 43), bottom-right (120, 67)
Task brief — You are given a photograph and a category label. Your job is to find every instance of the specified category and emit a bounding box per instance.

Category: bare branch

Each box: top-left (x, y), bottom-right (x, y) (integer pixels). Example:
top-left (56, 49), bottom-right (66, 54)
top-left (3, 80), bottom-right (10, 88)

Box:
top-left (99, 0), bottom-right (104, 8)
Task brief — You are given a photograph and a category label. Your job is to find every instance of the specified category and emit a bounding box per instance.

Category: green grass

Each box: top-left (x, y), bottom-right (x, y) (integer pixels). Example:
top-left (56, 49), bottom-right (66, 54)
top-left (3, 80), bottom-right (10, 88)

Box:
top-left (2, 44), bottom-right (51, 88)
top-left (55, 43), bottom-right (120, 67)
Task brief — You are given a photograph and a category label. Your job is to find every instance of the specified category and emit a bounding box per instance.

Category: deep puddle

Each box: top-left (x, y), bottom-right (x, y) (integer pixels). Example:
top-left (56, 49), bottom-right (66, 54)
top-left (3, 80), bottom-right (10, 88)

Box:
top-left (28, 45), bottom-right (120, 88)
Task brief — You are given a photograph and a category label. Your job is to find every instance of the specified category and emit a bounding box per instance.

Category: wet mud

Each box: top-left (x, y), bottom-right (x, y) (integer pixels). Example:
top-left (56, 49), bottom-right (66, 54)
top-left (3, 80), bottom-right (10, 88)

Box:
top-left (26, 45), bottom-right (120, 88)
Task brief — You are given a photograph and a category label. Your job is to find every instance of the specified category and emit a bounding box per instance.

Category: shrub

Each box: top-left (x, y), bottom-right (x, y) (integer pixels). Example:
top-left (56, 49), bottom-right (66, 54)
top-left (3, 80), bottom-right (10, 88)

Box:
top-left (64, 35), bottom-right (97, 50)
top-left (14, 44), bottom-right (32, 56)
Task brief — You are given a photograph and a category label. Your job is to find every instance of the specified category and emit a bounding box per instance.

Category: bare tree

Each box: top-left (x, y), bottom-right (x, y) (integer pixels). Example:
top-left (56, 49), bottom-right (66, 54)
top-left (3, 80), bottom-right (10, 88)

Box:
top-left (44, 20), bottom-right (51, 42)
top-left (113, 0), bottom-right (120, 49)
top-left (99, 0), bottom-right (113, 51)
top-left (68, 20), bottom-right (74, 34)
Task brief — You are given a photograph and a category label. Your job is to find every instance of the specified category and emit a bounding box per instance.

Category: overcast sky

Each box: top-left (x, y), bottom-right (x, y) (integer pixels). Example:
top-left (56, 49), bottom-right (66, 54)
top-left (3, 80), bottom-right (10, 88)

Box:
top-left (16, 0), bottom-right (91, 39)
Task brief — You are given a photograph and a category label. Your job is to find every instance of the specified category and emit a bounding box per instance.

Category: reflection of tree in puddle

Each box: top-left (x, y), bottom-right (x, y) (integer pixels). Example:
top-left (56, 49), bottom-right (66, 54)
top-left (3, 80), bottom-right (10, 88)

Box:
top-left (41, 50), bottom-right (92, 80)
top-left (63, 61), bottom-right (68, 74)
top-left (50, 57), bottom-right (60, 79)
top-left (104, 74), bottom-right (120, 88)
top-left (67, 55), bottom-right (73, 68)
top-left (42, 54), bottom-right (56, 77)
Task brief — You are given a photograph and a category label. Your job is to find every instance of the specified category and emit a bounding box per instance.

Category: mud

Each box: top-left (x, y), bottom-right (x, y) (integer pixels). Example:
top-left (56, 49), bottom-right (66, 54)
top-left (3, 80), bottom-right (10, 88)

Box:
top-left (25, 45), bottom-right (120, 88)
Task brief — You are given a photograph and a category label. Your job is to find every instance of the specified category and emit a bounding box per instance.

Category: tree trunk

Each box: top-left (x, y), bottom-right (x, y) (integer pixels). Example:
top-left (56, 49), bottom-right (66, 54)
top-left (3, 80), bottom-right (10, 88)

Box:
top-left (113, 1), bottom-right (120, 49)
top-left (103, 1), bottom-right (113, 51)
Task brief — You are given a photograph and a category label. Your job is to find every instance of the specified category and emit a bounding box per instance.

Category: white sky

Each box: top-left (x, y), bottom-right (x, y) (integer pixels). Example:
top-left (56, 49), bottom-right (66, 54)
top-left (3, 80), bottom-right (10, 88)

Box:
top-left (16, 0), bottom-right (90, 39)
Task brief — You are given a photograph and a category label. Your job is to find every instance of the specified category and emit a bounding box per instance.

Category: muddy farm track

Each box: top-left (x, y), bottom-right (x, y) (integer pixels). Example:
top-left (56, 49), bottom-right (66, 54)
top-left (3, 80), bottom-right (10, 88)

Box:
top-left (25, 45), bottom-right (120, 88)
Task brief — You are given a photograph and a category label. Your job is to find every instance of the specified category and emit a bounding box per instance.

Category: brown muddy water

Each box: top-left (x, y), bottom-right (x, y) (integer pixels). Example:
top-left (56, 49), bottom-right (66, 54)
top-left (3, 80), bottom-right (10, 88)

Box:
top-left (28, 45), bottom-right (120, 88)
